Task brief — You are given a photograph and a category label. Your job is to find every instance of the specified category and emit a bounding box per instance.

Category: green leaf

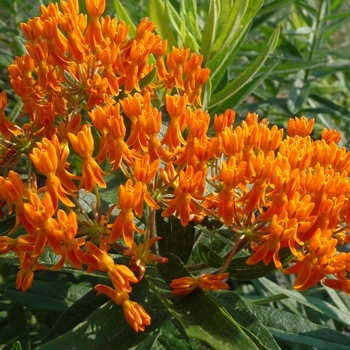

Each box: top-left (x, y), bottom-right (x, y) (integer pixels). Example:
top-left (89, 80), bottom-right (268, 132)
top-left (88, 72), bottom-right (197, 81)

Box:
top-left (7, 98), bottom-right (23, 122)
top-left (112, 0), bottom-right (136, 38)
top-left (210, 0), bottom-right (246, 58)
top-left (0, 215), bottom-right (16, 235)
top-left (135, 319), bottom-right (192, 350)
top-left (36, 277), bottom-right (170, 350)
top-left (212, 59), bottom-right (279, 114)
top-left (198, 241), bottom-right (223, 268)
top-left (164, 0), bottom-right (182, 39)
top-left (286, 70), bottom-right (310, 115)
top-left (8, 305), bottom-right (29, 350)
top-left (148, 0), bottom-right (177, 49)
top-left (13, 37), bottom-right (28, 56)
top-left (180, 22), bottom-right (199, 52)
top-left (153, 253), bottom-right (259, 350)
top-left (155, 211), bottom-right (196, 264)
top-left (213, 291), bottom-right (280, 350)
top-left (5, 278), bottom-right (91, 313)
top-left (208, 0), bottom-right (264, 90)
top-left (250, 304), bottom-right (350, 350)
top-left (227, 248), bottom-right (293, 281)
top-left (99, 167), bottom-right (127, 206)
top-left (208, 25), bottom-right (280, 109)
top-left (42, 288), bottom-right (110, 344)
top-left (139, 66), bottom-right (157, 90)
top-left (259, 277), bottom-right (350, 326)
top-left (10, 342), bottom-right (22, 350)
top-left (200, 0), bottom-right (219, 63)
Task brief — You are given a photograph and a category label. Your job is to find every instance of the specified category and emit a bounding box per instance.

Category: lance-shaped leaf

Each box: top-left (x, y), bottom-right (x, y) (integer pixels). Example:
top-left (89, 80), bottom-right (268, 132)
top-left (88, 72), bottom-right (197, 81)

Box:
top-left (35, 277), bottom-right (170, 350)
top-left (152, 253), bottom-right (259, 350)
top-left (112, 0), bottom-right (136, 38)
top-left (227, 248), bottom-right (293, 281)
top-left (208, 25), bottom-right (280, 109)
top-left (207, 0), bottom-right (264, 90)
top-left (211, 59), bottom-right (279, 115)
top-left (250, 304), bottom-right (350, 350)
top-left (148, 0), bottom-right (177, 48)
top-left (213, 291), bottom-right (281, 350)
top-left (200, 0), bottom-right (219, 63)
top-left (155, 211), bottom-right (196, 264)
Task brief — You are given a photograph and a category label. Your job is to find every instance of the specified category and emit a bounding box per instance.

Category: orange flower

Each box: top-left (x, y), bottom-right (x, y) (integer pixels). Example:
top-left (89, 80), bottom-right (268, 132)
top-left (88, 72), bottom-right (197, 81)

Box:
top-left (23, 192), bottom-right (59, 258)
top-left (89, 104), bottom-right (135, 169)
top-left (98, 45), bottom-right (121, 95)
top-left (58, 0), bottom-right (89, 63)
top-left (121, 39), bottom-right (152, 93)
top-left (122, 298), bottom-right (151, 332)
top-left (321, 128), bottom-right (342, 144)
top-left (170, 273), bottom-right (229, 295)
top-left (284, 229), bottom-right (337, 290)
top-left (94, 285), bottom-right (151, 332)
top-left (84, 0), bottom-right (105, 49)
top-left (287, 116), bottom-right (314, 137)
top-left (246, 214), bottom-right (298, 270)
top-left (86, 74), bottom-right (114, 110)
top-left (109, 180), bottom-right (144, 247)
top-left (50, 210), bottom-right (86, 270)
top-left (133, 154), bottom-right (160, 217)
top-left (215, 156), bottom-right (246, 226)
top-left (213, 109), bottom-right (236, 156)
top-left (0, 91), bottom-right (21, 140)
top-left (30, 137), bottom-right (74, 209)
top-left (0, 234), bottom-right (36, 255)
top-left (85, 240), bottom-right (138, 292)
top-left (68, 125), bottom-right (107, 191)
top-left (0, 171), bottom-right (34, 234)
top-left (161, 94), bottom-right (188, 149)
top-left (139, 108), bottom-right (173, 163)
top-left (123, 236), bottom-right (168, 280)
top-left (120, 93), bottom-right (149, 150)
top-left (161, 166), bottom-right (204, 227)
top-left (16, 252), bottom-right (47, 292)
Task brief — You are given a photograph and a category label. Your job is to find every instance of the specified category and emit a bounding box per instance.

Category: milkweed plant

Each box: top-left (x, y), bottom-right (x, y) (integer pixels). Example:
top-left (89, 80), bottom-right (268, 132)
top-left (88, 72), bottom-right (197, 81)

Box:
top-left (1, 0), bottom-right (350, 349)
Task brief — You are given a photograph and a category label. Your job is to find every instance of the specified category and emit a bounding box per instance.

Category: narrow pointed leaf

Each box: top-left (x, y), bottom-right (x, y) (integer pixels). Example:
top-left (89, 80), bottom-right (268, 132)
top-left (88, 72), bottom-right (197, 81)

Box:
top-left (250, 304), bottom-right (350, 350)
top-left (226, 248), bottom-right (293, 280)
top-left (164, 0), bottom-right (182, 38)
top-left (201, 0), bottom-right (219, 63)
top-left (152, 253), bottom-right (259, 350)
top-left (213, 291), bottom-right (280, 350)
top-left (208, 25), bottom-right (280, 109)
top-left (260, 277), bottom-right (350, 326)
top-left (212, 59), bottom-right (279, 114)
top-left (156, 211), bottom-right (195, 264)
top-left (148, 0), bottom-right (177, 48)
top-left (198, 242), bottom-right (223, 268)
top-left (112, 0), bottom-right (136, 38)
top-left (35, 278), bottom-right (170, 350)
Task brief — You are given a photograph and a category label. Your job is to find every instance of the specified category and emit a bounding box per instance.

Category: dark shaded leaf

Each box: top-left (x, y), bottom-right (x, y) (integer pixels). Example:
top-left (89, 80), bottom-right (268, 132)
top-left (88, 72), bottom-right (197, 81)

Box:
top-left (156, 211), bottom-right (196, 264)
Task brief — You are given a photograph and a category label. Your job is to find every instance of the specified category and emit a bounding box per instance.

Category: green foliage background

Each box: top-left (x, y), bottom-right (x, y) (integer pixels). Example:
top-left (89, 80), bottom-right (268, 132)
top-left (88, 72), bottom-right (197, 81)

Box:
top-left (1, 0), bottom-right (350, 349)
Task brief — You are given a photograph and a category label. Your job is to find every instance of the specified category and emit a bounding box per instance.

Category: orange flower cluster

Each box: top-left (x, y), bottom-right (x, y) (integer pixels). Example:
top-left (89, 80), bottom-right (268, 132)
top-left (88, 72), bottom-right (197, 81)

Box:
top-left (1, 0), bottom-right (350, 333)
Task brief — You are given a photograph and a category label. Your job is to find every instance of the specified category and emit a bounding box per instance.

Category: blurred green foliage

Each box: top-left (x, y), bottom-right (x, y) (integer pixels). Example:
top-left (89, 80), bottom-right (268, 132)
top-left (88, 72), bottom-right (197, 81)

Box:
top-left (1, 0), bottom-right (350, 349)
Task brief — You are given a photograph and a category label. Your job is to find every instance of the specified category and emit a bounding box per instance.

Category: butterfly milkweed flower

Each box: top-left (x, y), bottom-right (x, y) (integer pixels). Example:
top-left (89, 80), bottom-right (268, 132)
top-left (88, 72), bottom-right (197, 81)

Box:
top-left (94, 286), bottom-right (151, 332)
top-left (0, 91), bottom-right (21, 140)
top-left (161, 166), bottom-right (205, 227)
top-left (170, 273), bottom-right (230, 295)
top-left (85, 240), bottom-right (138, 293)
top-left (68, 125), bottom-right (107, 192)
top-left (123, 236), bottom-right (168, 281)
top-left (30, 137), bottom-right (75, 209)
top-left (109, 179), bottom-right (144, 247)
